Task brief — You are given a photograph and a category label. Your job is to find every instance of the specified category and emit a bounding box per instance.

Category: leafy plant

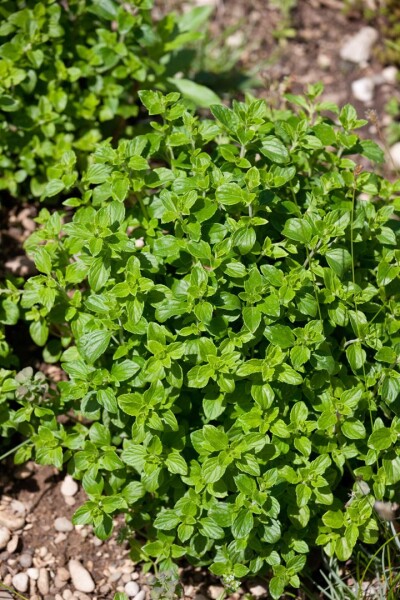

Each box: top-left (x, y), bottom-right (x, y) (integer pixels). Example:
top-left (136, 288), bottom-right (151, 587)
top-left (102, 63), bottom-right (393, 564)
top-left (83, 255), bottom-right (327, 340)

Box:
top-left (3, 85), bottom-right (400, 598)
top-left (0, 0), bottom-right (219, 199)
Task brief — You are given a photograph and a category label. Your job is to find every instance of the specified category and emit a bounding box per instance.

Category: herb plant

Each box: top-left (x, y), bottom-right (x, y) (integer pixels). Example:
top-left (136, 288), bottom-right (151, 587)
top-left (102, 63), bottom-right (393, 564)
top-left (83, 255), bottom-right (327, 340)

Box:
top-left (0, 0), bottom-right (218, 199)
top-left (3, 86), bottom-right (400, 598)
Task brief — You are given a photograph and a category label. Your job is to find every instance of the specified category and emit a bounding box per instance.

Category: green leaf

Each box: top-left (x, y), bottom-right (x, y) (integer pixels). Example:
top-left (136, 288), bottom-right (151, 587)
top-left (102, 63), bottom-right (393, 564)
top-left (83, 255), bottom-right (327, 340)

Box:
top-left (78, 330), bottom-right (111, 363)
top-left (265, 324), bottom-right (295, 348)
top-left (165, 451), bottom-right (188, 475)
top-left (216, 183), bottom-right (245, 206)
top-left (232, 509), bottom-right (254, 538)
top-left (29, 320), bottom-right (49, 347)
top-left (325, 248), bottom-right (352, 277)
top-left (210, 104), bottom-right (239, 132)
top-left (283, 218), bottom-right (312, 244)
top-left (168, 78), bottom-right (220, 108)
top-left (260, 136), bottom-right (289, 163)
top-left (346, 343), bottom-right (366, 371)
top-left (243, 306), bottom-right (262, 332)
top-left (153, 510), bottom-right (180, 530)
top-left (341, 419), bottom-right (366, 440)
top-left (368, 427), bottom-right (393, 451)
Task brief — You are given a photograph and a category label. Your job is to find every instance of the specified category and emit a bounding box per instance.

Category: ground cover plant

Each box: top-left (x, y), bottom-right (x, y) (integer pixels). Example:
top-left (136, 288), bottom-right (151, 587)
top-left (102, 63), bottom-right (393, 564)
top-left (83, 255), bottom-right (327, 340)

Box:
top-left (1, 85), bottom-right (400, 598)
top-left (0, 0), bottom-right (219, 199)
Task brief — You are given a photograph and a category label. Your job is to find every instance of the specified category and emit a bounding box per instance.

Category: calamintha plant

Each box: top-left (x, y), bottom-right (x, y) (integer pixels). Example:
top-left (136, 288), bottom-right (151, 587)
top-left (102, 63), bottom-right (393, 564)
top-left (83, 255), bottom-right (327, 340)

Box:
top-left (0, 0), bottom-right (218, 199)
top-left (2, 85), bottom-right (400, 598)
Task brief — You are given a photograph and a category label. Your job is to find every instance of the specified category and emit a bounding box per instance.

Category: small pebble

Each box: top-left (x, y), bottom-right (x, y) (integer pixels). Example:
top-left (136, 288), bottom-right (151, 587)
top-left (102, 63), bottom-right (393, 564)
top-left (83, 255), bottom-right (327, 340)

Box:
top-left (351, 77), bottom-right (375, 103)
top-left (0, 526), bottom-right (11, 550)
top-left (68, 560), bottom-right (95, 593)
top-left (57, 567), bottom-right (71, 582)
top-left (124, 581), bottom-right (140, 597)
top-left (12, 572), bottom-right (29, 593)
top-left (6, 534), bottom-right (19, 553)
top-left (248, 583), bottom-right (268, 597)
top-left (208, 585), bottom-right (225, 600)
top-left (60, 476), bottom-right (78, 497)
top-left (54, 517), bottom-right (73, 532)
top-left (340, 26), bottom-right (378, 64)
top-left (19, 552), bottom-right (33, 568)
top-left (55, 532), bottom-right (68, 544)
top-left (0, 510), bottom-right (25, 531)
top-left (38, 568), bottom-right (50, 595)
top-left (27, 567), bottom-right (40, 580)
top-left (63, 591), bottom-right (73, 600)
top-left (10, 499), bottom-right (26, 516)
top-left (382, 66), bottom-right (398, 85)
top-left (133, 591), bottom-right (146, 600)
top-left (390, 142), bottom-right (400, 169)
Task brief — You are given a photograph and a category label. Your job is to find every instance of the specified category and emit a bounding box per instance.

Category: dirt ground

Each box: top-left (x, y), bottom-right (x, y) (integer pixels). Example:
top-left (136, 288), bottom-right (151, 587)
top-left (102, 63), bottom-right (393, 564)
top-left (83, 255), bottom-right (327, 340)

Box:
top-left (1, 1), bottom-right (400, 599)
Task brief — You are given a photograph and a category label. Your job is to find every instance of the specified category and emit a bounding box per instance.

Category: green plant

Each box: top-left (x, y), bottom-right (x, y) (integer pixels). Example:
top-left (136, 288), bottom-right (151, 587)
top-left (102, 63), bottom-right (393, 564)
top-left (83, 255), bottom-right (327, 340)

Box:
top-left (0, 0), bottom-right (219, 200)
top-left (2, 85), bottom-right (400, 598)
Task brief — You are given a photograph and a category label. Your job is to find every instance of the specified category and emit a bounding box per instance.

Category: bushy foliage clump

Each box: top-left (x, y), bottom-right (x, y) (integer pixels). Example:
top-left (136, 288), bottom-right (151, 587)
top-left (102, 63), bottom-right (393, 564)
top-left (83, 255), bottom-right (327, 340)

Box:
top-left (2, 86), bottom-right (400, 598)
top-left (0, 0), bottom-right (217, 198)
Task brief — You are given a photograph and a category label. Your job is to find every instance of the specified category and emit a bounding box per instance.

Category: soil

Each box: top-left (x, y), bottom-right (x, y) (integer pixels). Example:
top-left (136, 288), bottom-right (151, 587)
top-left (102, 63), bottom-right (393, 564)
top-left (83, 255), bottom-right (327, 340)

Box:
top-left (1, 1), bottom-right (400, 599)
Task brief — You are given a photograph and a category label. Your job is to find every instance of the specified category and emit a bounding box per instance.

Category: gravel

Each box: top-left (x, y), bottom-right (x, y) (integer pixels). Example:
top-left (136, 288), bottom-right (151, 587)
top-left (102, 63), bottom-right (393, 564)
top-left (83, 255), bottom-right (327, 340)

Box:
top-left (54, 516), bottom-right (74, 532)
top-left (12, 572), bottom-right (29, 593)
top-left (124, 580), bottom-right (140, 596)
top-left (0, 526), bottom-right (11, 550)
top-left (68, 559), bottom-right (95, 593)
top-left (60, 476), bottom-right (78, 497)
top-left (19, 552), bottom-right (33, 568)
top-left (340, 26), bottom-right (378, 64)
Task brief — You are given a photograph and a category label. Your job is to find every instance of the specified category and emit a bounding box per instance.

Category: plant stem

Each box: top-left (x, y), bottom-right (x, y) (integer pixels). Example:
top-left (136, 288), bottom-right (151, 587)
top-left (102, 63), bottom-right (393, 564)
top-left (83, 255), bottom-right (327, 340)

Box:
top-left (0, 439), bottom-right (30, 462)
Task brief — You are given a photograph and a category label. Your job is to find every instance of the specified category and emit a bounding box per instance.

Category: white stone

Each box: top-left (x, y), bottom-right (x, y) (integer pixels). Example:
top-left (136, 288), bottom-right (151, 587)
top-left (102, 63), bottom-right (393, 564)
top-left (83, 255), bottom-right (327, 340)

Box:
top-left (68, 560), bottom-right (95, 593)
top-left (38, 568), bottom-right (50, 595)
top-left (390, 142), bottom-right (400, 169)
top-left (124, 581), bottom-right (140, 597)
top-left (54, 517), bottom-right (74, 532)
top-left (133, 591), bottom-right (146, 600)
top-left (10, 499), bottom-right (27, 516)
top-left (382, 66), bottom-right (398, 85)
top-left (249, 583), bottom-right (268, 597)
top-left (208, 585), bottom-right (225, 600)
top-left (19, 552), bottom-right (33, 568)
top-left (340, 27), bottom-right (378, 64)
top-left (135, 237), bottom-right (145, 249)
top-left (0, 509), bottom-right (25, 530)
top-left (12, 573), bottom-right (29, 593)
top-left (6, 534), bottom-right (19, 553)
top-left (60, 475), bottom-right (78, 497)
top-left (27, 567), bottom-right (40, 580)
top-left (351, 77), bottom-right (375, 103)
top-left (0, 526), bottom-right (10, 549)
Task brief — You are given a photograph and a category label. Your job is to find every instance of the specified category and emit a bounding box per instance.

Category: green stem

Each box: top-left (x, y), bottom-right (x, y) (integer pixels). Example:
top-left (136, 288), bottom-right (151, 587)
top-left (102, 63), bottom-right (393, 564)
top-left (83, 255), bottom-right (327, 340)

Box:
top-left (0, 439), bottom-right (30, 462)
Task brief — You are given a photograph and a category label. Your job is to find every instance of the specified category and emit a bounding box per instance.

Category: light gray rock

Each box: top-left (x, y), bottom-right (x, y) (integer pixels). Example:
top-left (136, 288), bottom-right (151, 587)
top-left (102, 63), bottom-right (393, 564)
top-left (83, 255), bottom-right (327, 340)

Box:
top-left (0, 526), bottom-right (10, 549)
top-left (0, 509), bottom-right (25, 531)
top-left (6, 534), bottom-right (19, 553)
top-left (249, 583), bottom-right (268, 597)
top-left (124, 581), bottom-right (140, 597)
top-left (351, 77), bottom-right (375, 103)
top-left (27, 567), bottom-right (40, 580)
top-left (19, 552), bottom-right (33, 568)
top-left (133, 591), bottom-right (146, 600)
top-left (340, 27), bottom-right (378, 64)
top-left (38, 567), bottom-right (50, 595)
top-left (12, 572), bottom-right (29, 593)
top-left (382, 66), bottom-right (398, 84)
top-left (54, 517), bottom-right (73, 532)
top-left (60, 475), bottom-right (78, 497)
top-left (68, 559), bottom-right (95, 593)
top-left (208, 585), bottom-right (225, 600)
top-left (389, 142), bottom-right (400, 169)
